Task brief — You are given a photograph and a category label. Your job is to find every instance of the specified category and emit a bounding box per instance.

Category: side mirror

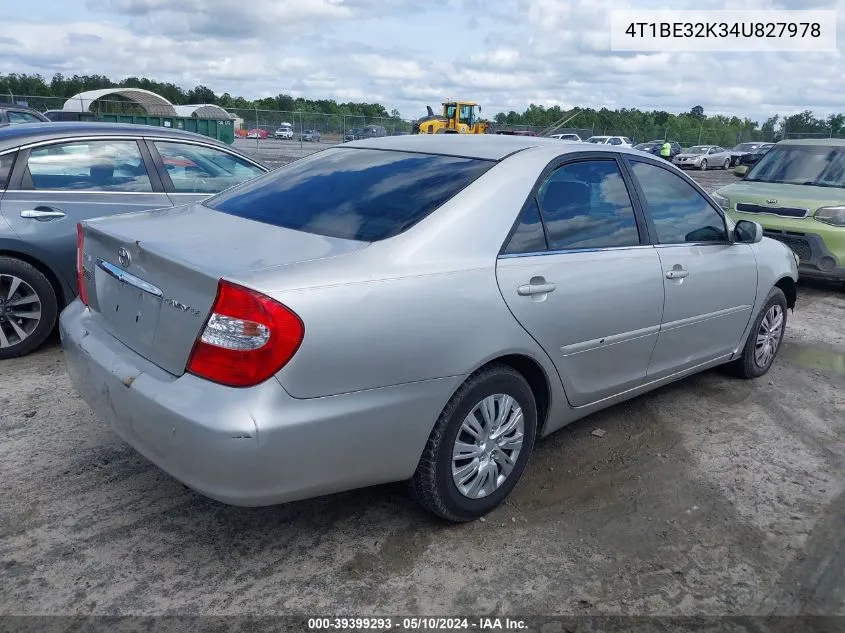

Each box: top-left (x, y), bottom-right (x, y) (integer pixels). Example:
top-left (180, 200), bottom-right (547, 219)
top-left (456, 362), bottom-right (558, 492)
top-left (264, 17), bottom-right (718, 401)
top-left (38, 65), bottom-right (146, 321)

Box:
top-left (735, 220), bottom-right (763, 244)
top-left (733, 165), bottom-right (749, 178)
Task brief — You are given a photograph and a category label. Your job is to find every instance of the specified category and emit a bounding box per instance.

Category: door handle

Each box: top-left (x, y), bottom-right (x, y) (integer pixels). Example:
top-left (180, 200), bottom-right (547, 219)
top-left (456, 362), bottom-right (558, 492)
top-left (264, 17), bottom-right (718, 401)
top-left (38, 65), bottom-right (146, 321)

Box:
top-left (21, 208), bottom-right (66, 220)
top-left (665, 269), bottom-right (689, 279)
top-left (517, 281), bottom-right (557, 296)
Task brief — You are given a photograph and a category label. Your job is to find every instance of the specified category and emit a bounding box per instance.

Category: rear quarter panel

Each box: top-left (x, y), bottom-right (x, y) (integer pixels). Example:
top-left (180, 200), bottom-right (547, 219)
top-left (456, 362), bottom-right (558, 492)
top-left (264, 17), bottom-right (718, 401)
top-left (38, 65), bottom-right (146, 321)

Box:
top-left (266, 266), bottom-right (559, 400)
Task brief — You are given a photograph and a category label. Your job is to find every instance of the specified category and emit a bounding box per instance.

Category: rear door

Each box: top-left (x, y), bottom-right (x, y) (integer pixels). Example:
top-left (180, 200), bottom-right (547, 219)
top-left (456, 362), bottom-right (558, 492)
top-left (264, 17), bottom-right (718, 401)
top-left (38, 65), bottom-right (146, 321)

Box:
top-left (623, 157), bottom-right (758, 378)
top-left (145, 139), bottom-right (267, 206)
top-left (0, 137), bottom-right (171, 290)
top-left (496, 154), bottom-right (665, 407)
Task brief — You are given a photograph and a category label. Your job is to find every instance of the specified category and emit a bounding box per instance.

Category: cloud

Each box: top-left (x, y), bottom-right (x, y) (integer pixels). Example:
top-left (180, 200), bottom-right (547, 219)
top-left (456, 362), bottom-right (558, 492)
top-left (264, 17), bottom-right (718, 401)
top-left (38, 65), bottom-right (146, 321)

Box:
top-left (2, 0), bottom-right (845, 123)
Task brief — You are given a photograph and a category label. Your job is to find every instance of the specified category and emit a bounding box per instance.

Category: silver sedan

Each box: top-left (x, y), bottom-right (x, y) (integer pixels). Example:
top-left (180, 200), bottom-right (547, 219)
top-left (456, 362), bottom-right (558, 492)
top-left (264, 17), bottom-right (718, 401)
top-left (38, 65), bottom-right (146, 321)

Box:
top-left (60, 135), bottom-right (798, 522)
top-left (672, 145), bottom-right (733, 170)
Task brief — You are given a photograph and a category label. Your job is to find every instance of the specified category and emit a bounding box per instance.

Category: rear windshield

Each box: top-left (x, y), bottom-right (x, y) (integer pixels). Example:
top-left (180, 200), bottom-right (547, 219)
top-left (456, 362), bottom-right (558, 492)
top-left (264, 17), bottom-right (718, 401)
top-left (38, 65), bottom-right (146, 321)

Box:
top-left (204, 148), bottom-right (494, 241)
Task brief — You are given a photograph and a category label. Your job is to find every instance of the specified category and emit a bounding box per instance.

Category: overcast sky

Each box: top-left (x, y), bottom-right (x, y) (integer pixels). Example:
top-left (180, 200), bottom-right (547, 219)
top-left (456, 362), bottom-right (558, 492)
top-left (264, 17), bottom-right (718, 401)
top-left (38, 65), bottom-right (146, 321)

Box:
top-left (0, 0), bottom-right (842, 122)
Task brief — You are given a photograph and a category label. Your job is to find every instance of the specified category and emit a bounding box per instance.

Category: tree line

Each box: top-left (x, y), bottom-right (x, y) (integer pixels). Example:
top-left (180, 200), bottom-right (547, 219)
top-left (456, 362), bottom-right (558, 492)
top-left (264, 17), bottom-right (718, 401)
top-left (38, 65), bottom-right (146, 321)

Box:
top-left (2, 72), bottom-right (842, 144)
top-left (0, 73), bottom-right (395, 119)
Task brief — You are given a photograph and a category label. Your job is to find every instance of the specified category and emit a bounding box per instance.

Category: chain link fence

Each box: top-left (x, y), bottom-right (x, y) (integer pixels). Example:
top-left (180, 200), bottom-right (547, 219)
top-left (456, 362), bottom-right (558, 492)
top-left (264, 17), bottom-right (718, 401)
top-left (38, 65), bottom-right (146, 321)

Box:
top-left (5, 93), bottom-right (845, 162)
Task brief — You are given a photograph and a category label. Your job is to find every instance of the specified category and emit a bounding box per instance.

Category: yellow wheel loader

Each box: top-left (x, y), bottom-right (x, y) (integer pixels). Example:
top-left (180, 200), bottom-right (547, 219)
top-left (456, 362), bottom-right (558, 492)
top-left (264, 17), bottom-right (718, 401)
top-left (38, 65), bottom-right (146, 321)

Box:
top-left (411, 100), bottom-right (489, 134)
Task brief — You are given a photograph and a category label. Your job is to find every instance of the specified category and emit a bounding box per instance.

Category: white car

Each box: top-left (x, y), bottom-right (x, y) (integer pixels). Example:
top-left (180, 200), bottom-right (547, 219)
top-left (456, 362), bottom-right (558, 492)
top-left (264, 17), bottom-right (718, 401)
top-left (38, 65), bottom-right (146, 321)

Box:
top-left (274, 124), bottom-right (294, 140)
top-left (584, 135), bottom-right (633, 147)
top-left (673, 145), bottom-right (732, 171)
top-left (549, 133), bottom-right (582, 142)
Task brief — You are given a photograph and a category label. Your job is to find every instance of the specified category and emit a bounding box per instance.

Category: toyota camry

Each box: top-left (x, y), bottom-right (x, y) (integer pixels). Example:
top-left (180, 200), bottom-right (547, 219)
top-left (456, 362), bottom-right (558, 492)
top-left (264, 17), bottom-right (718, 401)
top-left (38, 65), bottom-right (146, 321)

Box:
top-left (60, 135), bottom-right (798, 522)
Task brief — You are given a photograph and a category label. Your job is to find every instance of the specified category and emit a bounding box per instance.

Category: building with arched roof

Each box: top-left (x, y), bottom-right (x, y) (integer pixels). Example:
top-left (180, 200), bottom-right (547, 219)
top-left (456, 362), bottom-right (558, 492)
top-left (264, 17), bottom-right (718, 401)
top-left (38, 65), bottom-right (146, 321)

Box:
top-left (172, 104), bottom-right (237, 120)
top-left (61, 88), bottom-right (179, 116)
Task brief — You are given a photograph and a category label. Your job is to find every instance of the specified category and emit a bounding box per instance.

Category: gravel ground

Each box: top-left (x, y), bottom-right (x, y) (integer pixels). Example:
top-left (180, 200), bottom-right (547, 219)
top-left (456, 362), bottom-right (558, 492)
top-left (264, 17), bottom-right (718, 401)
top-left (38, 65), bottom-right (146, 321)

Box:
top-left (1, 168), bottom-right (843, 621)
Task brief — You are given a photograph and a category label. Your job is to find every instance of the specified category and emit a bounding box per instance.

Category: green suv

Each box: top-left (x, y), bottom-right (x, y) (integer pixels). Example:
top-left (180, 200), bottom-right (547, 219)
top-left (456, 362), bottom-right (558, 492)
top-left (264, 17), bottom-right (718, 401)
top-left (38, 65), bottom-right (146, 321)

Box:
top-left (713, 139), bottom-right (845, 281)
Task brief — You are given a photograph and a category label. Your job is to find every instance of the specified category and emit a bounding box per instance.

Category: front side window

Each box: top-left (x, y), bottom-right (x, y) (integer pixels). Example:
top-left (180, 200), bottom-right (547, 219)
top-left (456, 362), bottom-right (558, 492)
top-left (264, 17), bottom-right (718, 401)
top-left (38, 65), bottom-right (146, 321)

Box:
top-left (536, 159), bottom-right (641, 250)
top-left (630, 160), bottom-right (728, 244)
top-left (153, 141), bottom-right (264, 194)
top-left (205, 148), bottom-right (494, 242)
top-left (25, 140), bottom-right (153, 191)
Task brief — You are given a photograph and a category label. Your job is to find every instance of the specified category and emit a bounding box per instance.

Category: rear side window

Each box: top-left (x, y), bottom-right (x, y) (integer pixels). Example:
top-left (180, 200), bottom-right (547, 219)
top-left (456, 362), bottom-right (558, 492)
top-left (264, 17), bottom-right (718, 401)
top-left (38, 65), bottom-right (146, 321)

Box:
top-left (0, 152), bottom-right (15, 189)
top-left (205, 148), bottom-right (494, 241)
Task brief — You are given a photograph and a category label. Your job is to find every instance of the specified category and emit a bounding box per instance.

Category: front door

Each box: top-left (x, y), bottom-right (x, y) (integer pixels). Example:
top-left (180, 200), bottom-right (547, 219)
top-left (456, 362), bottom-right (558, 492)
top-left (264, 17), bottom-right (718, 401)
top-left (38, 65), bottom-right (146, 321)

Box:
top-left (0, 138), bottom-right (172, 290)
top-left (624, 158), bottom-right (758, 378)
top-left (496, 156), bottom-right (665, 407)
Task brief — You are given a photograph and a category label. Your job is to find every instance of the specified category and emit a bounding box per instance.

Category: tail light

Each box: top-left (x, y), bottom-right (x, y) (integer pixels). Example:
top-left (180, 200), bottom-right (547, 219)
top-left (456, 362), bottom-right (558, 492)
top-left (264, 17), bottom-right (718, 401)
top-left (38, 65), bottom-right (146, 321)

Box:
top-left (76, 223), bottom-right (88, 305)
top-left (186, 280), bottom-right (304, 388)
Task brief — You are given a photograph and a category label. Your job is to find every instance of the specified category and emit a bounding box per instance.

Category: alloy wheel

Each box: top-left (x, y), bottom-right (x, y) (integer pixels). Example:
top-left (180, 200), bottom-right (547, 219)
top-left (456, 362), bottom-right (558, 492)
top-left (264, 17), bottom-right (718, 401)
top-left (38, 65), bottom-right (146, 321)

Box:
top-left (0, 274), bottom-right (43, 350)
top-left (754, 304), bottom-right (784, 369)
top-left (451, 394), bottom-right (525, 499)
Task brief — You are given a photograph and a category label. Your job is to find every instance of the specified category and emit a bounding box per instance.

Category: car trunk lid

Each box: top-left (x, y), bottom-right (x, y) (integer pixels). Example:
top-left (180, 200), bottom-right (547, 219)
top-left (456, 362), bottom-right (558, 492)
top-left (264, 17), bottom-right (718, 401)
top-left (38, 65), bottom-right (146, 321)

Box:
top-left (80, 203), bottom-right (367, 376)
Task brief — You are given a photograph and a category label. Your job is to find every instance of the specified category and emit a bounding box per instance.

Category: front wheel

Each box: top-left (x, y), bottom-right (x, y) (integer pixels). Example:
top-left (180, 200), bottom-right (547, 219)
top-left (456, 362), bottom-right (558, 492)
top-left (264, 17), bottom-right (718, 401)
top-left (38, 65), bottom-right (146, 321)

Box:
top-left (411, 364), bottom-right (537, 522)
top-left (699, 159), bottom-right (708, 171)
top-left (724, 287), bottom-right (788, 379)
top-left (723, 158), bottom-right (730, 169)
top-left (0, 257), bottom-right (59, 359)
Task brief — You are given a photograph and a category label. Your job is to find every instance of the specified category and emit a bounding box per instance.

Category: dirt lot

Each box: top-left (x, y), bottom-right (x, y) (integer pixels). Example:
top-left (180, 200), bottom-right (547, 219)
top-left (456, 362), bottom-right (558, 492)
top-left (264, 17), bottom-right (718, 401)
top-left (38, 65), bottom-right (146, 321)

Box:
top-left (1, 168), bottom-right (844, 620)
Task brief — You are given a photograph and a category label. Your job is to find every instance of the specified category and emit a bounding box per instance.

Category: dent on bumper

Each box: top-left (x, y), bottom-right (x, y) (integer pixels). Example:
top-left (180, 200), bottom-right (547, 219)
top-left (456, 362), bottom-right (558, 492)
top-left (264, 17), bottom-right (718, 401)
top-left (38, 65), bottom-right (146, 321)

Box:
top-left (59, 299), bottom-right (462, 506)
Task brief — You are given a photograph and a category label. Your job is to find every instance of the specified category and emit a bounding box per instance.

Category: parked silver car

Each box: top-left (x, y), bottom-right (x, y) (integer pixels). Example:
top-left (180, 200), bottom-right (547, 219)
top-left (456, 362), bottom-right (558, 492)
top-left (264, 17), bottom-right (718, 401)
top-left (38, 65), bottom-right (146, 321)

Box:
top-left (0, 122), bottom-right (268, 358)
top-left (673, 145), bottom-right (732, 170)
top-left (60, 135), bottom-right (798, 522)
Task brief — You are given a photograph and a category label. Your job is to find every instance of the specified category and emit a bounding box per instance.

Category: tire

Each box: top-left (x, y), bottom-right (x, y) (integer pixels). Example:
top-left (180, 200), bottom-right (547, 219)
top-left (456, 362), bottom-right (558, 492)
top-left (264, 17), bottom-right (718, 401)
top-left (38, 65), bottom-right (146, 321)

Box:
top-left (723, 158), bottom-right (730, 170)
top-left (724, 287), bottom-right (788, 379)
top-left (411, 364), bottom-right (537, 522)
top-left (699, 159), bottom-right (708, 171)
top-left (0, 257), bottom-right (59, 360)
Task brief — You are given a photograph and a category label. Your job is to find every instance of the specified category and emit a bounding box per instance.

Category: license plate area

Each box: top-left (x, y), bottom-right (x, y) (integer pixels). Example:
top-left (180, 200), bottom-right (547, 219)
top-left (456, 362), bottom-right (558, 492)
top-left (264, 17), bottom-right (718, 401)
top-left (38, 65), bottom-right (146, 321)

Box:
top-left (95, 259), bottom-right (163, 347)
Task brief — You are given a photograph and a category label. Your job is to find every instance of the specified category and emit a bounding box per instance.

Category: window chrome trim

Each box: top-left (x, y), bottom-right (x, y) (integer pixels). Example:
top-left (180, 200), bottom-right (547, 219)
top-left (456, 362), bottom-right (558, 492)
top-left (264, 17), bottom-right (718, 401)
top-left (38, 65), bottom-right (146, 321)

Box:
top-left (0, 135), bottom-right (266, 170)
top-left (2, 189), bottom-right (164, 195)
top-left (498, 244), bottom-right (654, 259)
top-left (653, 242), bottom-right (734, 249)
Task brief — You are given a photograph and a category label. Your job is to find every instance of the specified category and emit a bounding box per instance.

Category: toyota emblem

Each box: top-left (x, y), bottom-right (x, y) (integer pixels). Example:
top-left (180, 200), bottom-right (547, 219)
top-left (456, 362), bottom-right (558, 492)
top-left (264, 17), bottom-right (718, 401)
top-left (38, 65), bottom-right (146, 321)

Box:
top-left (117, 247), bottom-right (131, 268)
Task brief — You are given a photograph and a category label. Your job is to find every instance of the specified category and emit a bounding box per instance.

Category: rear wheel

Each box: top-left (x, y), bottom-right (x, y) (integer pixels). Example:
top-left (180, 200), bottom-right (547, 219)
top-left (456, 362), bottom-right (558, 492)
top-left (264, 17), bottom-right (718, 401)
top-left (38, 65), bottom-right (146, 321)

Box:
top-left (724, 287), bottom-right (787, 379)
top-left (0, 257), bottom-right (58, 359)
top-left (411, 364), bottom-right (537, 522)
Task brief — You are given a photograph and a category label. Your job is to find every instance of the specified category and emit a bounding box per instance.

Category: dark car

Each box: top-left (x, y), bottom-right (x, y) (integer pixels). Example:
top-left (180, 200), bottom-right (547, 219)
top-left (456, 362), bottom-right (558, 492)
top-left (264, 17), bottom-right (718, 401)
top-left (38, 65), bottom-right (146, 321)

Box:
top-left (344, 128), bottom-right (362, 142)
top-left (728, 142), bottom-right (769, 166)
top-left (0, 106), bottom-right (50, 126)
top-left (0, 122), bottom-right (269, 358)
top-left (360, 125), bottom-right (387, 138)
top-left (635, 140), bottom-right (681, 158)
top-left (738, 143), bottom-right (775, 166)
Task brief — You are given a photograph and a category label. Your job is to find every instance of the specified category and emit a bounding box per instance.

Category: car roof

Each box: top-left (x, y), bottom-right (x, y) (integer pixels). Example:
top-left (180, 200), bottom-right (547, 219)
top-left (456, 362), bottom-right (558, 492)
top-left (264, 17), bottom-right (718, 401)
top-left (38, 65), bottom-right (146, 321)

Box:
top-left (0, 121), bottom-right (234, 152)
top-left (777, 138), bottom-right (845, 147)
top-left (343, 133), bottom-right (573, 160)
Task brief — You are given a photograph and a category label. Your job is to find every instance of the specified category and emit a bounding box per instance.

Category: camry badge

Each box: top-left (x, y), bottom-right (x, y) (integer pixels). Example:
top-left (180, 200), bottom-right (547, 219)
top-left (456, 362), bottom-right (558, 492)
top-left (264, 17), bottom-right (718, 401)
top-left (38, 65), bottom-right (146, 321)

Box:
top-left (117, 247), bottom-right (131, 268)
top-left (766, 199), bottom-right (778, 204)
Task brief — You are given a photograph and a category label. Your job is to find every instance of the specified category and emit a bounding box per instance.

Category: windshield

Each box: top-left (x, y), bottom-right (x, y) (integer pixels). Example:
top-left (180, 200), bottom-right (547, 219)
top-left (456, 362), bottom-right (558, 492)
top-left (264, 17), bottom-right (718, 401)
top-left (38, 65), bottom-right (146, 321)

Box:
top-left (745, 145), bottom-right (845, 188)
top-left (686, 146), bottom-right (709, 154)
top-left (732, 143), bottom-right (758, 151)
top-left (585, 137), bottom-right (606, 144)
top-left (204, 148), bottom-right (495, 241)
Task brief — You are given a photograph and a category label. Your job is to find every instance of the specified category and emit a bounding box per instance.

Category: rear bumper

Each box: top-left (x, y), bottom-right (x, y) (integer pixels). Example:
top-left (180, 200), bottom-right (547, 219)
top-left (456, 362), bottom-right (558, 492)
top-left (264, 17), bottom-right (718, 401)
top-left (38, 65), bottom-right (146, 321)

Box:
top-left (59, 299), bottom-right (461, 506)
